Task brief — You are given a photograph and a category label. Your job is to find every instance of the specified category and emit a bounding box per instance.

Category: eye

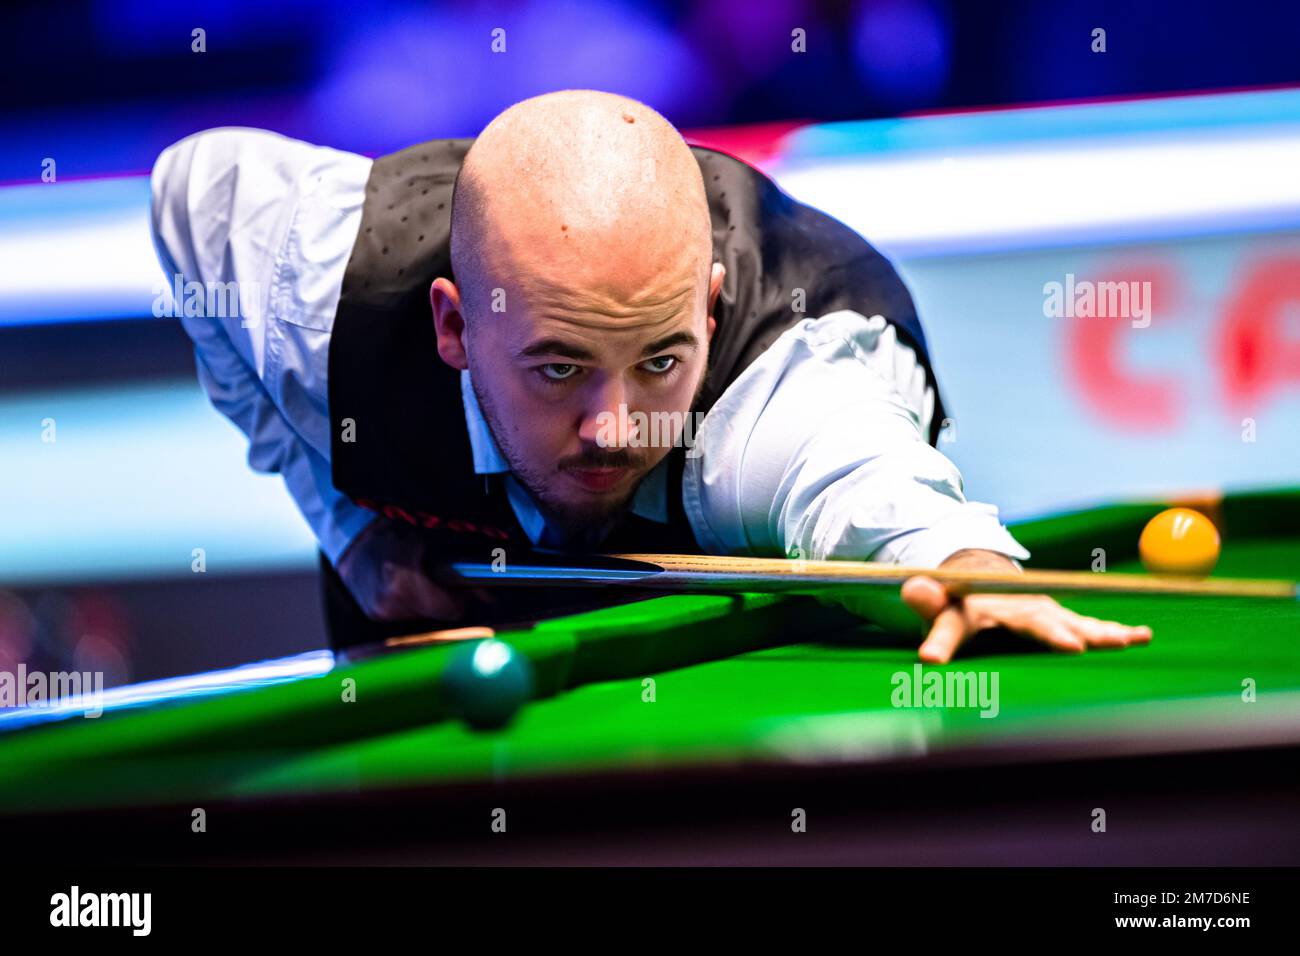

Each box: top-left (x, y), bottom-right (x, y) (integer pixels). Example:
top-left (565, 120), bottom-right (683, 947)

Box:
top-left (538, 363), bottom-right (581, 382)
top-left (640, 356), bottom-right (677, 375)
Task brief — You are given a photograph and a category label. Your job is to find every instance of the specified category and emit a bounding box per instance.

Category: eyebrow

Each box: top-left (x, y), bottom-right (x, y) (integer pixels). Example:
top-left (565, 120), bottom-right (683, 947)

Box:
top-left (516, 338), bottom-right (597, 361)
top-left (516, 330), bottom-right (701, 362)
top-left (639, 331), bottom-right (700, 358)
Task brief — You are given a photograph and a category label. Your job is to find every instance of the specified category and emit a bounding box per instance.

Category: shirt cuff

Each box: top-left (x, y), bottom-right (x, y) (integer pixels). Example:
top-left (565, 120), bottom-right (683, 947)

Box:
top-left (318, 494), bottom-right (381, 567)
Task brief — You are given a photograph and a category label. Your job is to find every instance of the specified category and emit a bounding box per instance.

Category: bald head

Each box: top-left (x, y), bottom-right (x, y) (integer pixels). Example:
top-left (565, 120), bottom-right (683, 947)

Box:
top-left (450, 90), bottom-right (713, 323)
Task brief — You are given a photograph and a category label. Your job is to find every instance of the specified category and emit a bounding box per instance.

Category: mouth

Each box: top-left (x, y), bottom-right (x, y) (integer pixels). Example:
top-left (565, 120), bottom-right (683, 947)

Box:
top-left (565, 466), bottom-right (632, 493)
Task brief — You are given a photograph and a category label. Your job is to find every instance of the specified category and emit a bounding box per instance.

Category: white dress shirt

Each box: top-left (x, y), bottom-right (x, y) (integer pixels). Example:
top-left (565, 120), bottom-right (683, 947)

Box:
top-left (150, 127), bottom-right (1028, 568)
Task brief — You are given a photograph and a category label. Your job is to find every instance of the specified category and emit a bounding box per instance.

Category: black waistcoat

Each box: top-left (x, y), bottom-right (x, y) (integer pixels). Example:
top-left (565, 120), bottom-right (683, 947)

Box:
top-left (328, 139), bottom-right (944, 568)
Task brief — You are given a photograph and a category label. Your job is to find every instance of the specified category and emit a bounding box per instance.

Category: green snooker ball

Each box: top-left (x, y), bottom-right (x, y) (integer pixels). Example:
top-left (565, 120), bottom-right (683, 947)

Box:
top-left (442, 639), bottom-right (535, 731)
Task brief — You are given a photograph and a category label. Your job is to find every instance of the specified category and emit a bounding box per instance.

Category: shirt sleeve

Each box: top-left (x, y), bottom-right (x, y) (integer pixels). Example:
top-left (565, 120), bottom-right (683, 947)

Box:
top-left (683, 310), bottom-right (1030, 568)
top-left (149, 127), bottom-right (377, 564)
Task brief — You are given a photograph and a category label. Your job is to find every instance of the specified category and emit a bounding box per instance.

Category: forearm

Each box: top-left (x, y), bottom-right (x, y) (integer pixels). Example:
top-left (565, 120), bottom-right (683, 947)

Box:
top-left (684, 311), bottom-right (1029, 568)
top-left (783, 451), bottom-right (1030, 567)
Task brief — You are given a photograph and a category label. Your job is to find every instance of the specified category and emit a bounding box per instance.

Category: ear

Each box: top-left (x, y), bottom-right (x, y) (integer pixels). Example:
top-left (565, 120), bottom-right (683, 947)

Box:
top-left (431, 277), bottom-right (469, 369)
top-left (705, 261), bottom-right (725, 342)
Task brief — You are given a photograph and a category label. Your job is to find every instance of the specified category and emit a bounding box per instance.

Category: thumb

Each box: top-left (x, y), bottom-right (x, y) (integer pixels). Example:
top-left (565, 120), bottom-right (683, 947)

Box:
top-left (900, 576), bottom-right (951, 623)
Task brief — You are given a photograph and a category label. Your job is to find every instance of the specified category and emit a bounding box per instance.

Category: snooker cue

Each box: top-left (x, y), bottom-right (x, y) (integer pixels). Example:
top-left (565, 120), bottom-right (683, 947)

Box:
top-left (441, 553), bottom-right (1299, 600)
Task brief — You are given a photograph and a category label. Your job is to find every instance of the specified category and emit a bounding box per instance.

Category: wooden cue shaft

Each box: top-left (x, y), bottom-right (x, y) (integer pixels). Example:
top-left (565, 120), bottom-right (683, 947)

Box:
top-left (610, 553), bottom-right (1297, 599)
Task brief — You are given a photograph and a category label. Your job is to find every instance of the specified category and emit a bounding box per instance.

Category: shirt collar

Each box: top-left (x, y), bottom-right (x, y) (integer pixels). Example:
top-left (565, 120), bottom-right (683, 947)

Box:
top-left (459, 369), bottom-right (669, 525)
top-left (459, 370), bottom-right (511, 474)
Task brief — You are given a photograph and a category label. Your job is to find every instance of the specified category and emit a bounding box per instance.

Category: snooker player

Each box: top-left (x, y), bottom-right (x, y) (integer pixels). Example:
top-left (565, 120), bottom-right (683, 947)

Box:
top-left (149, 89), bottom-right (1151, 662)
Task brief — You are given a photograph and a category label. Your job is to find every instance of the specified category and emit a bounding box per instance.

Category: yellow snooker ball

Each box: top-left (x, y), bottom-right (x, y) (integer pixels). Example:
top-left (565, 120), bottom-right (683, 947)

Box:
top-left (1138, 507), bottom-right (1221, 577)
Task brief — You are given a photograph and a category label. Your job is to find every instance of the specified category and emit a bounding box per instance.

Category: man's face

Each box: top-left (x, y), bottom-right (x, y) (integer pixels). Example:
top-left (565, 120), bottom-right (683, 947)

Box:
top-left (435, 259), bottom-right (721, 549)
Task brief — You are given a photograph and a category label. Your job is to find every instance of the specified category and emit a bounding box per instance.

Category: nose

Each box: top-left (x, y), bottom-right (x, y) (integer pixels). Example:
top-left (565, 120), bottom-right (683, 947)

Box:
top-left (576, 375), bottom-right (633, 448)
